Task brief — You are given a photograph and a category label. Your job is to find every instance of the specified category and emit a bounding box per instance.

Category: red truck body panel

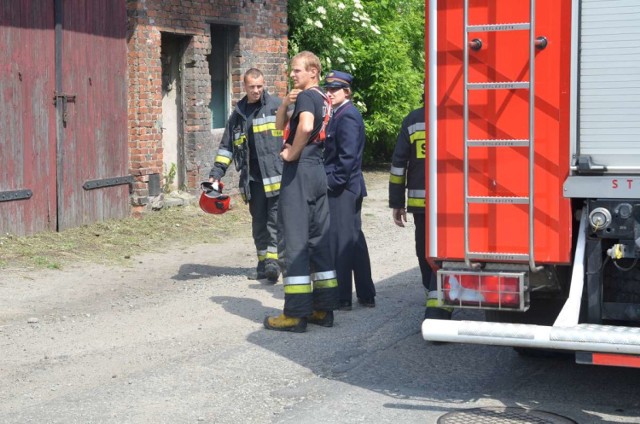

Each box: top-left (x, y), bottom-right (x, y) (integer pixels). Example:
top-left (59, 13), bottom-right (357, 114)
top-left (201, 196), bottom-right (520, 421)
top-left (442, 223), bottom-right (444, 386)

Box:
top-left (426, 0), bottom-right (574, 264)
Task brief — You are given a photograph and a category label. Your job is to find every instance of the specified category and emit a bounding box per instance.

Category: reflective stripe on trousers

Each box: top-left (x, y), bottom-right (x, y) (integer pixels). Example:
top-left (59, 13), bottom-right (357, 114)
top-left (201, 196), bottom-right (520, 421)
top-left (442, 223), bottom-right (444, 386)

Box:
top-left (278, 157), bottom-right (339, 317)
top-left (249, 181), bottom-right (278, 262)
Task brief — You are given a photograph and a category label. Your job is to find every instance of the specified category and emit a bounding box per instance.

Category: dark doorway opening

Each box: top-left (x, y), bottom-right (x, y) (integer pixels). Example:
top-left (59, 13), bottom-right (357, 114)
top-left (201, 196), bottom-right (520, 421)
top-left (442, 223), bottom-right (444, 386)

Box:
top-left (161, 33), bottom-right (190, 192)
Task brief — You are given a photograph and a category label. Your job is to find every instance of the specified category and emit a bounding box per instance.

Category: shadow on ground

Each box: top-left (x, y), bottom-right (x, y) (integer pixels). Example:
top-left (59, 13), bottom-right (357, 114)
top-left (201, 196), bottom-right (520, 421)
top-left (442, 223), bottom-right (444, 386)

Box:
top-left (210, 266), bottom-right (640, 423)
top-left (171, 263), bottom-right (251, 281)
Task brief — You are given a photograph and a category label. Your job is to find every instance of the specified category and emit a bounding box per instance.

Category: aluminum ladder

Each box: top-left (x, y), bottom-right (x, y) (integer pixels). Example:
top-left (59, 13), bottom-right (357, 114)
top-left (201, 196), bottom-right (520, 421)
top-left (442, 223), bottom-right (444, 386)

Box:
top-left (462, 0), bottom-right (539, 271)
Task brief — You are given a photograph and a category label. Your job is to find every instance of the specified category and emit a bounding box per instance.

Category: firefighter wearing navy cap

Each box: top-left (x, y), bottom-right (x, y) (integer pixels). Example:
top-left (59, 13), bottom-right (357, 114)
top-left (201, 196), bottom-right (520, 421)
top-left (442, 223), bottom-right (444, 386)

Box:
top-left (389, 92), bottom-right (452, 321)
top-left (263, 51), bottom-right (339, 332)
top-left (209, 68), bottom-right (283, 283)
top-left (323, 70), bottom-right (376, 310)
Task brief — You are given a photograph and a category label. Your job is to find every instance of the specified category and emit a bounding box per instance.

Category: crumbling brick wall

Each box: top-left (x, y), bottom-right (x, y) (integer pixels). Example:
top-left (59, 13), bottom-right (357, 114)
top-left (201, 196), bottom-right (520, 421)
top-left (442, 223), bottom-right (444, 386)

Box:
top-left (126, 0), bottom-right (288, 209)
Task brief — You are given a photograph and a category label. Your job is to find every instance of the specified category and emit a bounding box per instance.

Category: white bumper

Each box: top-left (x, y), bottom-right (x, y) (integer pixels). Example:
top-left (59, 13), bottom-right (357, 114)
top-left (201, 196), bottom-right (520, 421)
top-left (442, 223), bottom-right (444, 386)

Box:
top-left (422, 319), bottom-right (640, 355)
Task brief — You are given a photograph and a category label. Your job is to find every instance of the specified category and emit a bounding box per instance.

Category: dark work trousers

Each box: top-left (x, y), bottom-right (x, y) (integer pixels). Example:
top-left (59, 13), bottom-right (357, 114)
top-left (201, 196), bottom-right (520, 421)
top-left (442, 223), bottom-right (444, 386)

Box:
top-left (278, 157), bottom-right (339, 317)
top-left (414, 212), bottom-right (436, 292)
top-left (329, 190), bottom-right (375, 303)
top-left (248, 181), bottom-right (279, 262)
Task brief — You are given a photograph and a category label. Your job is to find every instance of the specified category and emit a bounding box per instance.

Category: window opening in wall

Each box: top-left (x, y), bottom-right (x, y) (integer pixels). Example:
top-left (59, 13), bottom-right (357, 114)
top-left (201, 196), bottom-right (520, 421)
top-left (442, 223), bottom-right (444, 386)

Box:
top-left (209, 24), bottom-right (238, 129)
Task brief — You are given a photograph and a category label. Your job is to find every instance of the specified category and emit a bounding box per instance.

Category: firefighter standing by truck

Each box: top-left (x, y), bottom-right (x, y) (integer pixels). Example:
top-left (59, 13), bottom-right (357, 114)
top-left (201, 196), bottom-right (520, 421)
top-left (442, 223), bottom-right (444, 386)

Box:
top-left (389, 102), bottom-right (452, 321)
top-left (264, 51), bottom-right (339, 333)
top-left (209, 68), bottom-right (283, 283)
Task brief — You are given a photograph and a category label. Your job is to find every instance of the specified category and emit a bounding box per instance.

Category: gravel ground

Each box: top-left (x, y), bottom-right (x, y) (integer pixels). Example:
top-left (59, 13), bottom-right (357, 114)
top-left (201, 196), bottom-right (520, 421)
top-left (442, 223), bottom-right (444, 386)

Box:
top-left (0, 171), bottom-right (429, 423)
top-left (3, 171), bottom-right (639, 424)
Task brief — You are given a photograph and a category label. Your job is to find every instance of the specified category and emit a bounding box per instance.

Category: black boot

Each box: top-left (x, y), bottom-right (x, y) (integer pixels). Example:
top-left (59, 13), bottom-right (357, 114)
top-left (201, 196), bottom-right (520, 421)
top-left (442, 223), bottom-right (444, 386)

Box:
top-left (424, 306), bottom-right (452, 320)
top-left (264, 259), bottom-right (280, 283)
top-left (255, 260), bottom-right (266, 280)
top-left (357, 297), bottom-right (375, 308)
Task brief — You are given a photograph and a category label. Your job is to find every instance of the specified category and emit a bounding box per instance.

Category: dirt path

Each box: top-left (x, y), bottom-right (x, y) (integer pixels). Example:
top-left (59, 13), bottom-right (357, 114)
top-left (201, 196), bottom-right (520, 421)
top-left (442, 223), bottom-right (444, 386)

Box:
top-left (3, 172), bottom-right (640, 424)
top-left (0, 171), bottom-right (426, 423)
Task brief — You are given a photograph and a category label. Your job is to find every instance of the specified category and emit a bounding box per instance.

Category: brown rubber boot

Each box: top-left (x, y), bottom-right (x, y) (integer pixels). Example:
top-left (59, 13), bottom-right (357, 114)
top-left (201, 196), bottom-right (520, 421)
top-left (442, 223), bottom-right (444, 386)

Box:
top-left (307, 310), bottom-right (334, 327)
top-left (263, 313), bottom-right (307, 333)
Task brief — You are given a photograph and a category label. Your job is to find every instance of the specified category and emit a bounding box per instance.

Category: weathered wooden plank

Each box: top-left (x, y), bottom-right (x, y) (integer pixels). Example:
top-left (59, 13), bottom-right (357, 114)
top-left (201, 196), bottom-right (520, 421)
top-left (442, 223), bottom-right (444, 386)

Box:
top-left (0, 1), bottom-right (56, 236)
top-left (58, 0), bottom-right (129, 230)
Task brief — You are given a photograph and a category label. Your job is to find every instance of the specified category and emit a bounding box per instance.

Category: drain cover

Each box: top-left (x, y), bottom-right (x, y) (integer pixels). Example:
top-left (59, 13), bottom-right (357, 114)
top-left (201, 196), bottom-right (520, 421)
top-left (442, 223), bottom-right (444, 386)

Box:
top-left (437, 407), bottom-right (577, 424)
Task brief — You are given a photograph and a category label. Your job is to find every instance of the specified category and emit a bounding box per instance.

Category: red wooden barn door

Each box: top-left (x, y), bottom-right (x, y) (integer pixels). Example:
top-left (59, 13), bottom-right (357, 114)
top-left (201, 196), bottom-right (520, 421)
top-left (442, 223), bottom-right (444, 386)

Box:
top-left (0, 1), bottom-right (57, 235)
top-left (56, 0), bottom-right (129, 230)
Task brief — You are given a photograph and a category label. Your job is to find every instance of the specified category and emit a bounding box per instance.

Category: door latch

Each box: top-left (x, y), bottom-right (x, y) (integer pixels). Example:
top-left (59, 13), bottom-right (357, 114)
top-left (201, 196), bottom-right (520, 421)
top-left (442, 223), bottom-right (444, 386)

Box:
top-left (53, 92), bottom-right (76, 126)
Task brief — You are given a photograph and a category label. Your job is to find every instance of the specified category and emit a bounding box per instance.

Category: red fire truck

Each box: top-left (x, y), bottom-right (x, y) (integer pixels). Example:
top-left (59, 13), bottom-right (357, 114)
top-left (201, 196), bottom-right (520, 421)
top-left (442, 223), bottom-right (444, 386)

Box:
top-left (422, 0), bottom-right (640, 368)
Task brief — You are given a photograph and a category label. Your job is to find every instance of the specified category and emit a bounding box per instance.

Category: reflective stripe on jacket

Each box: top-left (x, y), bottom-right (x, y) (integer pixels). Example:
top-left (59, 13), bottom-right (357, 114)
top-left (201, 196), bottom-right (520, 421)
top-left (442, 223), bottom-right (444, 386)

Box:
top-left (389, 106), bottom-right (426, 214)
top-left (209, 91), bottom-right (283, 200)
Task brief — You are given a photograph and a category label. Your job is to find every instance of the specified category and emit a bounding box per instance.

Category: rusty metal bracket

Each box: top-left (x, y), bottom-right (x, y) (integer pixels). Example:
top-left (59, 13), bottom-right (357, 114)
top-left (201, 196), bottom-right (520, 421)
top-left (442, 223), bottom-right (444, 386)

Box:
top-left (0, 189), bottom-right (33, 202)
top-left (53, 92), bottom-right (76, 105)
top-left (53, 92), bottom-right (76, 126)
top-left (83, 176), bottom-right (135, 194)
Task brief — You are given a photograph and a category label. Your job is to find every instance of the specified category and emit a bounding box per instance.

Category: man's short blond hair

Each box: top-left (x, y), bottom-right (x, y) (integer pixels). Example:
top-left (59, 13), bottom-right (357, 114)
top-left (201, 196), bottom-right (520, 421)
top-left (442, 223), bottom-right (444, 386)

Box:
top-left (292, 51), bottom-right (322, 75)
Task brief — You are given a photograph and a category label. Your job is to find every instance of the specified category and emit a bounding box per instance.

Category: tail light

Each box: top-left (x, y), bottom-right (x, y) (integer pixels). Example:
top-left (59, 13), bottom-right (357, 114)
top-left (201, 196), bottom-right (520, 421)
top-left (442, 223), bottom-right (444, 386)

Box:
top-left (437, 270), bottom-right (528, 311)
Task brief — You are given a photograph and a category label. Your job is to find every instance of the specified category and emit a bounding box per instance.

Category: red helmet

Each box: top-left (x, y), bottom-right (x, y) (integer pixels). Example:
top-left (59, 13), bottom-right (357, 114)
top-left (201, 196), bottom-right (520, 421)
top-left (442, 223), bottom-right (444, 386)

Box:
top-left (199, 181), bottom-right (230, 214)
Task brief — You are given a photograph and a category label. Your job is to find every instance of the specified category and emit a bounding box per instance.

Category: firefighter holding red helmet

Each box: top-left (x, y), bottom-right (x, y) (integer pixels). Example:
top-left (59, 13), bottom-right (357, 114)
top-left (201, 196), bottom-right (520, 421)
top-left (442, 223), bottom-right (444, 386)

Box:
top-left (208, 68), bottom-right (283, 283)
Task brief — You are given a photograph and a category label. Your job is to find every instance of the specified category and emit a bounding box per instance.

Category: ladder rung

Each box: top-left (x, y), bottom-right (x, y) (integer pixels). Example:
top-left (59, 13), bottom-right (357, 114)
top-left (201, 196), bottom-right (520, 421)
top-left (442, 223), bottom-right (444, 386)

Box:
top-left (468, 196), bottom-right (529, 204)
top-left (468, 252), bottom-right (530, 261)
top-left (467, 82), bottom-right (530, 90)
top-left (467, 23), bottom-right (531, 33)
top-left (468, 139), bottom-right (530, 147)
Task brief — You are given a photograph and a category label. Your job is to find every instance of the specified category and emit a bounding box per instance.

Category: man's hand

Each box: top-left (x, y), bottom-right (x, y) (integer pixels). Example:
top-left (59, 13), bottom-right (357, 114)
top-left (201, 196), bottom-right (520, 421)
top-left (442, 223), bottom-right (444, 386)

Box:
top-left (207, 178), bottom-right (221, 192)
top-left (283, 89), bottom-right (301, 107)
top-left (280, 144), bottom-right (292, 162)
top-left (276, 89), bottom-right (301, 131)
top-left (393, 208), bottom-right (407, 227)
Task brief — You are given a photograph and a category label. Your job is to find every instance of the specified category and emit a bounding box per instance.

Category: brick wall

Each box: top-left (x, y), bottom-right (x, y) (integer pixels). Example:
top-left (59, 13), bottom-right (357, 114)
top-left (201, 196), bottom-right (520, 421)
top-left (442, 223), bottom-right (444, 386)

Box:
top-left (126, 0), bottom-right (288, 208)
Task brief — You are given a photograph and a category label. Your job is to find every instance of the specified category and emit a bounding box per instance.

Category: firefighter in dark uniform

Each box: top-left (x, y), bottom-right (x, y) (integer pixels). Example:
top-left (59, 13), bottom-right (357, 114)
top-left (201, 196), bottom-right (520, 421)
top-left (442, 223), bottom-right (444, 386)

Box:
top-left (323, 70), bottom-right (375, 310)
top-left (264, 51), bottom-right (339, 332)
top-left (209, 68), bottom-right (283, 283)
top-left (389, 104), bottom-right (452, 320)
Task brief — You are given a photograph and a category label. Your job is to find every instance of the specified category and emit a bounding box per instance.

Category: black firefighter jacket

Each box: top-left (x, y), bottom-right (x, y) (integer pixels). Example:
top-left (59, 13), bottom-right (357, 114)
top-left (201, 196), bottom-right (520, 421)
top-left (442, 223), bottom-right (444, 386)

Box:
top-left (209, 91), bottom-right (283, 201)
top-left (389, 106), bottom-right (426, 214)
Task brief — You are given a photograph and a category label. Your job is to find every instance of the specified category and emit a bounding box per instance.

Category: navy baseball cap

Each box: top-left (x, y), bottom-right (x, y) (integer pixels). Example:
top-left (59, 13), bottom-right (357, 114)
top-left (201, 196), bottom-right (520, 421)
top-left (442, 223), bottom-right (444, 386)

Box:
top-left (323, 70), bottom-right (353, 89)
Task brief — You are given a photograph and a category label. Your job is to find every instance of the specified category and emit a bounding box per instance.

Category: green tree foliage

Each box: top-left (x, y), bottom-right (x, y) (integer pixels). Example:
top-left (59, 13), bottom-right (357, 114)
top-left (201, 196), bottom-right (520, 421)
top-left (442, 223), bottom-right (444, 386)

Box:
top-left (288, 0), bottom-right (425, 162)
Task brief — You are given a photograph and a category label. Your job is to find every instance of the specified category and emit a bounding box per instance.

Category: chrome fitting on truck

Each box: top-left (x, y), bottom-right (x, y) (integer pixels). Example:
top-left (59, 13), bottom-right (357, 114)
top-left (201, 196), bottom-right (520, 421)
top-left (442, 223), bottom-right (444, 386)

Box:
top-left (588, 207), bottom-right (612, 231)
top-left (588, 200), bottom-right (638, 239)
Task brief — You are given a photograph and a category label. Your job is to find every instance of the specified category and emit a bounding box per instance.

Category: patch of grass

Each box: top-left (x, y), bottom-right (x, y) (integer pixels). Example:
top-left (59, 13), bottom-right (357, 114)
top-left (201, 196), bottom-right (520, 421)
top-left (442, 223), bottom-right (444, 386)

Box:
top-left (0, 196), bottom-right (251, 271)
top-left (32, 256), bottom-right (61, 270)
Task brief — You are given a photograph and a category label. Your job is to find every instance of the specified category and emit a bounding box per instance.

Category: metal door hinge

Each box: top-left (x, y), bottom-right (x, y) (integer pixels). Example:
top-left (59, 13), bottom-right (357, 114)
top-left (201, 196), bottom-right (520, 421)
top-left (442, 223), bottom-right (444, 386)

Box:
top-left (0, 189), bottom-right (33, 202)
top-left (83, 176), bottom-right (135, 194)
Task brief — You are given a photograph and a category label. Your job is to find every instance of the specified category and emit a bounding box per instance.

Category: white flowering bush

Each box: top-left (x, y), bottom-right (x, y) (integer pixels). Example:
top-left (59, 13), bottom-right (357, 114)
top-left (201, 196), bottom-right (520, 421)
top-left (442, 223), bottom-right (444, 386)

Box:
top-left (288, 0), bottom-right (424, 160)
top-left (289, 0), bottom-right (379, 74)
